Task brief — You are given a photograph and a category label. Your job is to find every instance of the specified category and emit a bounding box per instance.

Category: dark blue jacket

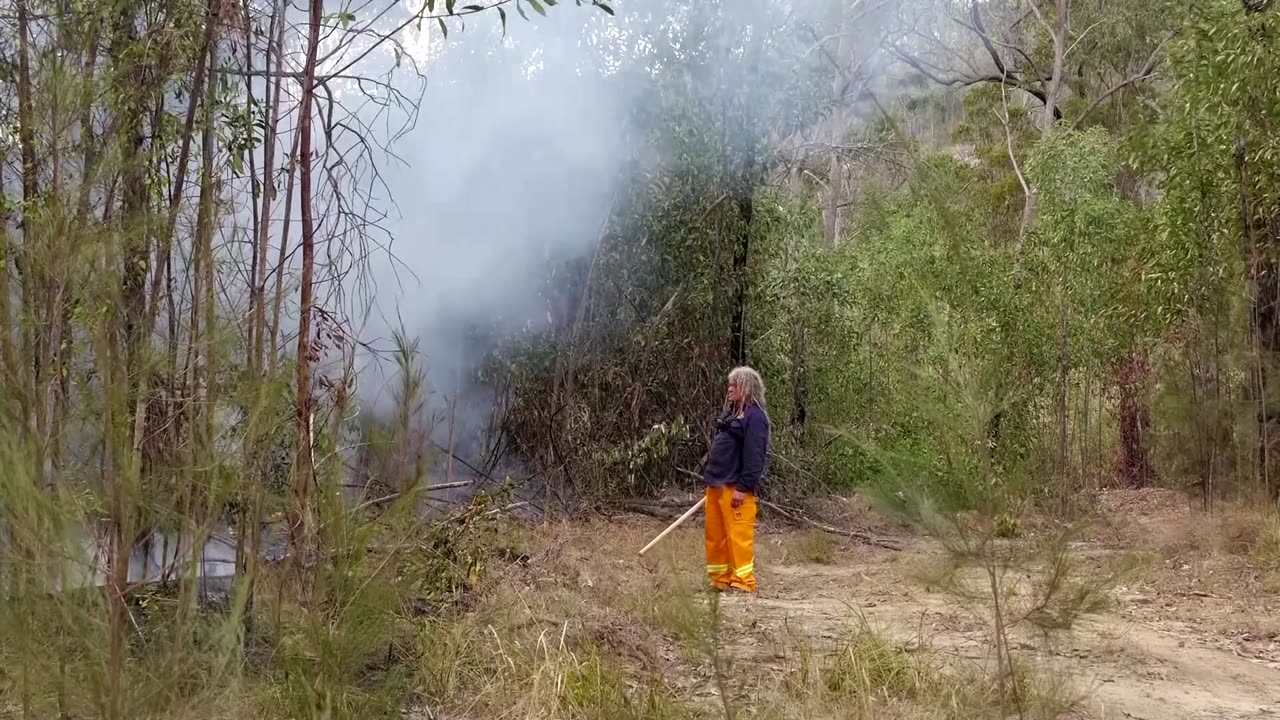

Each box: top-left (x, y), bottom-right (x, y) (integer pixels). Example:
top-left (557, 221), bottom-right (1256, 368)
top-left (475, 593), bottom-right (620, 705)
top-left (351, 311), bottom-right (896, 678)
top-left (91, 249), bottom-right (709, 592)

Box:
top-left (702, 403), bottom-right (769, 493)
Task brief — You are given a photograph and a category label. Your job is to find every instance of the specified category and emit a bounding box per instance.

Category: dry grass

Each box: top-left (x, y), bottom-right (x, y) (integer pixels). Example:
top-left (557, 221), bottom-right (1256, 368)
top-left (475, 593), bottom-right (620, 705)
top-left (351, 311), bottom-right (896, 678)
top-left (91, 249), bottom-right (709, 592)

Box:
top-left (1139, 501), bottom-right (1280, 592)
top-left (409, 518), bottom-right (709, 719)
top-left (404, 498), bottom-right (1277, 719)
top-left (149, 495), bottom-right (1280, 719)
top-left (768, 613), bottom-right (1081, 720)
top-left (789, 530), bottom-right (838, 565)
top-left (447, 518), bottom-right (1087, 720)
top-left (10, 490), bottom-right (1277, 719)
top-left (1252, 515), bottom-right (1280, 566)
top-left (413, 576), bottom-right (692, 720)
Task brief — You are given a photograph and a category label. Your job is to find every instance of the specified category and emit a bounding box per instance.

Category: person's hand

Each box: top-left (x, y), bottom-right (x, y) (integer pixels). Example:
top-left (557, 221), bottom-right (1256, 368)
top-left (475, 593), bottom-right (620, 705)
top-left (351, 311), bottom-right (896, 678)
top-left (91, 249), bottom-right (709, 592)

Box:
top-left (731, 489), bottom-right (747, 509)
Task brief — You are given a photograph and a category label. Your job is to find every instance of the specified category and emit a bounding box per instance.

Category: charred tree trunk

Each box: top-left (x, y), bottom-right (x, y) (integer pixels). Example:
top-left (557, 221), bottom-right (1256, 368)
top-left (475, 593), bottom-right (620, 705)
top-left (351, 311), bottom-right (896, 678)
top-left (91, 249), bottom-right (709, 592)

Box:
top-left (1114, 171), bottom-right (1157, 490)
top-left (1116, 349), bottom-right (1155, 487)
top-left (729, 185), bottom-right (752, 366)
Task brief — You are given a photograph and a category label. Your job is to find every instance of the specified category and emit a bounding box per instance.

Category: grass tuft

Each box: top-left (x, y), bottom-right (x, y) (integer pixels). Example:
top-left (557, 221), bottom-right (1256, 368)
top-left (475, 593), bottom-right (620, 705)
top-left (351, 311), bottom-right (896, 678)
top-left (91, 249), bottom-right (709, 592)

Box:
top-left (821, 620), bottom-right (922, 700)
top-left (793, 530), bottom-right (838, 565)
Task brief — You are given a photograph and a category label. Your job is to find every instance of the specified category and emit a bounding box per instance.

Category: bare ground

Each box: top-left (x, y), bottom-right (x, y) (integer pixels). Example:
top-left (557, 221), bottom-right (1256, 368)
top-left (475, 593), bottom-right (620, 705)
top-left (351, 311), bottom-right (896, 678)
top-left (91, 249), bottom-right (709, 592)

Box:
top-left (583, 489), bottom-right (1280, 719)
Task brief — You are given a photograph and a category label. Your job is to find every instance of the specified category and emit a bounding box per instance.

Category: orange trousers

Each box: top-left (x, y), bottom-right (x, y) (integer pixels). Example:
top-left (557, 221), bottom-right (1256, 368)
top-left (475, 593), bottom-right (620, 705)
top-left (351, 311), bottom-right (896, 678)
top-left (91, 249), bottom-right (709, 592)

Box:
top-left (704, 485), bottom-right (757, 592)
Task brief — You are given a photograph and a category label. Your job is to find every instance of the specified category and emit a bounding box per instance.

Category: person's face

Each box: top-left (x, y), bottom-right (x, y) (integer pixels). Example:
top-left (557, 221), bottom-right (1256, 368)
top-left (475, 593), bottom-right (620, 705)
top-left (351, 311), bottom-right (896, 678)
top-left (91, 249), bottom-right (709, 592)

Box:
top-left (726, 377), bottom-right (742, 405)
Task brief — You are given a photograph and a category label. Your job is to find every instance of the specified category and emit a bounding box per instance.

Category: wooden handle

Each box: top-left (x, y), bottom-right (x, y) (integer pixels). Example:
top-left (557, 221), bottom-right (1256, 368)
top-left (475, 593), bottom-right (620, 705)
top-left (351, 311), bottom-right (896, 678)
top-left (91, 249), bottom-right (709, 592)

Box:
top-left (638, 496), bottom-right (706, 556)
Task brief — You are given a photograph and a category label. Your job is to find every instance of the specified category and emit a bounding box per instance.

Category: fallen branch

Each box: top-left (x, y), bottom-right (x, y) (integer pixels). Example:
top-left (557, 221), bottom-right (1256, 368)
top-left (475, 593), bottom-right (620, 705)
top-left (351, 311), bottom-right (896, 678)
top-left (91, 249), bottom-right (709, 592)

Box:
top-left (484, 501), bottom-right (530, 518)
top-left (759, 498), bottom-right (903, 551)
top-left (351, 480), bottom-right (473, 513)
top-left (622, 502), bottom-right (688, 518)
top-left (447, 499), bottom-right (530, 525)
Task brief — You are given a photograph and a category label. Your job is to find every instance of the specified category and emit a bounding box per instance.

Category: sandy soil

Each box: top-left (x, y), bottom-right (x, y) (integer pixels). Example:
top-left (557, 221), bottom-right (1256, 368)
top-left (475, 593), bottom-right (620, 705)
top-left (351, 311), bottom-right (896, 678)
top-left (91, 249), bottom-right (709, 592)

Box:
top-left (622, 489), bottom-right (1280, 719)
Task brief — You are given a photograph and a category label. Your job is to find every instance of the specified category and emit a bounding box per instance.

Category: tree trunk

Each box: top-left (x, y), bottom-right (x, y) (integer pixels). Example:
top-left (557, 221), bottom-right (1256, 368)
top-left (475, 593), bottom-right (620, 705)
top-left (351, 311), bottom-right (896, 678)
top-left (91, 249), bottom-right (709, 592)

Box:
top-left (1116, 349), bottom-right (1155, 487)
top-left (822, 25), bottom-right (848, 247)
top-left (292, 0), bottom-right (324, 567)
top-left (729, 186), bottom-right (752, 366)
top-left (0, 161), bottom-right (15, 412)
top-left (238, 0), bottom-right (287, 644)
top-left (112, 6), bottom-right (151, 399)
top-left (16, 0), bottom-right (42, 468)
top-left (1112, 168), bottom-right (1159, 492)
top-left (789, 315), bottom-right (807, 442)
top-left (13, 5), bottom-right (39, 712)
top-left (1239, 137), bottom-right (1280, 499)
top-left (1055, 274), bottom-right (1071, 491)
top-left (727, 13), bottom-right (765, 368)
top-left (1043, 0), bottom-right (1069, 132)
top-left (268, 134), bottom-right (300, 375)
top-left (148, 0), bottom-right (216, 331)
top-left (251, 0), bottom-right (286, 376)
top-left (1240, 0), bottom-right (1280, 498)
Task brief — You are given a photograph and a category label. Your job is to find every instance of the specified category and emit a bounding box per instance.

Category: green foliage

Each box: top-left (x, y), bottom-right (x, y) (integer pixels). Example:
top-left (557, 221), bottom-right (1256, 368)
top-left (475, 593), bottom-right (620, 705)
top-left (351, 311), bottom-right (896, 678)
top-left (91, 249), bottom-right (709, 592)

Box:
top-left (1133, 0), bottom-right (1280, 496)
top-left (1026, 127), bottom-right (1153, 365)
top-left (589, 420), bottom-right (692, 495)
top-left (795, 154), bottom-right (1047, 505)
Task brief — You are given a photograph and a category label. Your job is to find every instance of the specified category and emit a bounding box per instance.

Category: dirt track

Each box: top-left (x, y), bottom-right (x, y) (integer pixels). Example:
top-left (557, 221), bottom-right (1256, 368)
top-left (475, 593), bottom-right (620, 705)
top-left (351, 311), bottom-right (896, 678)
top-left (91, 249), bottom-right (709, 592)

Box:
top-left (626, 490), bottom-right (1280, 719)
top-left (728, 544), bottom-right (1279, 719)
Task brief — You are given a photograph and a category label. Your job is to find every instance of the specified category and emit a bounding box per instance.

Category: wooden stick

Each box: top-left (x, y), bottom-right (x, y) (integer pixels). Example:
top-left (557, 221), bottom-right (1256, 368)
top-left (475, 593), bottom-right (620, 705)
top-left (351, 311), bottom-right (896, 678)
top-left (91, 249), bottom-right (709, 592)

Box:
top-left (638, 496), bottom-right (706, 556)
top-left (672, 467), bottom-right (902, 551)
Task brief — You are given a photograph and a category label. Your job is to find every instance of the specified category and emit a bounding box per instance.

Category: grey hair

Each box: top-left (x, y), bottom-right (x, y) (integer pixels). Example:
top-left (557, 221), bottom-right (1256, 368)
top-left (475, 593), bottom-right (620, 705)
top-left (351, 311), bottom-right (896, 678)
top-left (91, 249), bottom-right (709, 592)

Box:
top-left (729, 366), bottom-right (768, 419)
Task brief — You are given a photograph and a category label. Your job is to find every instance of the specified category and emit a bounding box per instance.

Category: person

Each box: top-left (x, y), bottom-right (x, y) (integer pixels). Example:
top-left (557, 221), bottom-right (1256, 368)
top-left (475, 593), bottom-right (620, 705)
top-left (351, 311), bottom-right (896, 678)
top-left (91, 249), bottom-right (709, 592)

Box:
top-left (702, 366), bottom-right (770, 593)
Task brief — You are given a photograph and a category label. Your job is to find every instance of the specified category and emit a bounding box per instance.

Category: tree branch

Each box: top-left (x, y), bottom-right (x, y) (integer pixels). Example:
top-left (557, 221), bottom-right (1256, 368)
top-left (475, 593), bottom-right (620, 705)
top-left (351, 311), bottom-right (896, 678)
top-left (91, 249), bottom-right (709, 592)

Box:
top-left (323, 0), bottom-right (519, 83)
top-left (970, 1), bottom-right (1009, 77)
top-left (1069, 41), bottom-right (1165, 130)
top-left (952, 6), bottom-right (1044, 81)
top-left (891, 44), bottom-right (1062, 119)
